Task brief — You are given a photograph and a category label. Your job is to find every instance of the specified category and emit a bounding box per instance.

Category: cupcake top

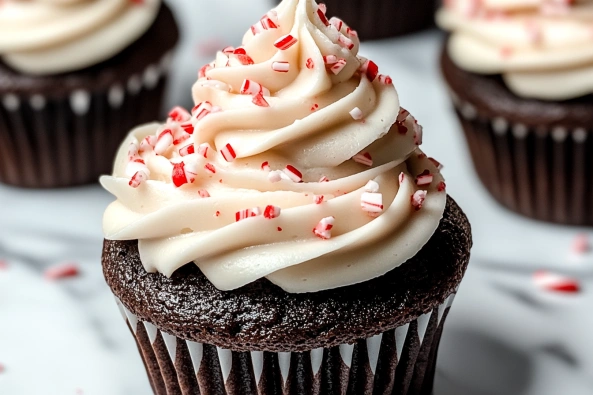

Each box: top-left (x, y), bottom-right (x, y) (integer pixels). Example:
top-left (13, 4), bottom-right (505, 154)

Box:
top-left (101, 0), bottom-right (447, 294)
top-left (437, 0), bottom-right (593, 100)
top-left (0, 0), bottom-right (161, 75)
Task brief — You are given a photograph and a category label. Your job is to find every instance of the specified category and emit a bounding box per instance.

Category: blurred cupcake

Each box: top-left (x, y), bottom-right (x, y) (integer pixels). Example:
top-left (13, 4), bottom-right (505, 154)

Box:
top-left (0, 0), bottom-right (179, 188)
top-left (277, 0), bottom-right (438, 40)
top-left (438, 0), bottom-right (593, 225)
top-left (101, 0), bottom-right (472, 394)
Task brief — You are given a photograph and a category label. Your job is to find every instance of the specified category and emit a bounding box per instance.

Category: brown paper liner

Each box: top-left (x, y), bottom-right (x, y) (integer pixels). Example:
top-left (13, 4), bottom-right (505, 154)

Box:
top-left (114, 292), bottom-right (456, 395)
top-left (449, 95), bottom-right (593, 226)
top-left (0, 53), bottom-right (172, 188)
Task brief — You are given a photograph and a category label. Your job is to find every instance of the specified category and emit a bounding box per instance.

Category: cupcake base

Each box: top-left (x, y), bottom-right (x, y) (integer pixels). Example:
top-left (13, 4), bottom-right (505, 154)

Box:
top-left (115, 293), bottom-right (455, 395)
top-left (0, 4), bottom-right (178, 188)
top-left (441, 46), bottom-right (593, 226)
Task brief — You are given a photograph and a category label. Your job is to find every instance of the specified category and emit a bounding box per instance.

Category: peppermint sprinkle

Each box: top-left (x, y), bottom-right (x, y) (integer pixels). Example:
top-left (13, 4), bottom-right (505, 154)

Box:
top-left (179, 144), bottom-right (194, 157)
top-left (349, 107), bottom-right (363, 120)
top-left (154, 129), bottom-right (174, 155)
top-left (198, 189), bottom-right (210, 198)
top-left (330, 17), bottom-right (343, 31)
top-left (204, 163), bottom-right (216, 174)
top-left (330, 59), bottom-right (347, 75)
top-left (415, 170), bottom-right (433, 186)
top-left (220, 143), bottom-right (237, 162)
top-left (319, 175), bottom-right (330, 183)
top-left (360, 60), bottom-right (379, 82)
top-left (317, 8), bottom-right (330, 26)
top-left (361, 192), bottom-right (384, 216)
top-left (437, 181), bottom-right (447, 192)
top-left (534, 271), bottom-right (580, 294)
top-left (411, 190), bottom-right (427, 211)
top-left (272, 61), bottom-right (290, 73)
top-left (353, 152), bottom-right (373, 166)
top-left (338, 34), bottom-right (354, 50)
top-left (168, 106), bottom-right (190, 123)
top-left (252, 93), bottom-right (270, 107)
top-left (323, 55), bottom-right (338, 65)
top-left (428, 157), bottom-right (443, 170)
top-left (283, 165), bottom-right (303, 183)
top-left (263, 205), bottom-right (282, 219)
top-left (274, 34), bottom-right (298, 50)
top-left (261, 161), bottom-right (271, 171)
top-left (198, 143), bottom-right (211, 159)
top-left (236, 207), bottom-right (261, 222)
top-left (268, 170), bottom-right (284, 183)
top-left (399, 172), bottom-right (405, 184)
top-left (129, 171), bottom-right (148, 188)
top-left (314, 195), bottom-right (325, 204)
top-left (306, 58), bottom-right (315, 69)
top-left (313, 216), bottom-right (335, 240)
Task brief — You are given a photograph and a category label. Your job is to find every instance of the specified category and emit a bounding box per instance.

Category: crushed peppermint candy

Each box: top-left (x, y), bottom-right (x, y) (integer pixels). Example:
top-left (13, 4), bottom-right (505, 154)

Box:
top-left (236, 207), bottom-right (262, 222)
top-left (317, 8), bottom-right (330, 26)
top-left (45, 263), bottom-right (79, 280)
top-left (272, 61), bottom-right (290, 73)
top-left (314, 195), bottom-right (325, 204)
top-left (261, 161), bottom-right (271, 171)
top-left (428, 157), bottom-right (443, 170)
top-left (411, 190), bottom-right (427, 211)
top-left (337, 34), bottom-right (354, 50)
top-left (252, 93), bottom-right (270, 107)
top-left (306, 58), bottom-right (315, 69)
top-left (139, 135), bottom-right (156, 155)
top-left (168, 106), bottom-right (190, 123)
top-left (220, 143), bottom-right (237, 162)
top-left (323, 55), bottom-right (339, 65)
top-left (330, 16), bottom-right (343, 31)
top-left (204, 163), bottom-right (216, 174)
top-left (154, 128), bottom-right (174, 155)
top-left (179, 144), bottom-right (194, 157)
top-left (314, 216), bottom-right (335, 239)
top-left (192, 101), bottom-right (213, 121)
top-left (533, 271), bottom-right (580, 294)
top-left (274, 34), bottom-right (298, 50)
top-left (437, 181), bottom-right (447, 192)
top-left (198, 189), bottom-right (210, 198)
top-left (283, 165), bottom-right (303, 183)
top-left (353, 152), bottom-right (373, 166)
top-left (399, 172), bottom-right (405, 184)
top-left (349, 107), bottom-right (364, 120)
top-left (197, 143), bottom-right (211, 159)
top-left (241, 80), bottom-right (270, 96)
top-left (319, 176), bottom-right (330, 183)
top-left (415, 170), bottom-right (433, 186)
top-left (359, 59), bottom-right (379, 82)
top-left (172, 161), bottom-right (198, 187)
top-left (268, 170), bottom-right (284, 183)
top-left (330, 58), bottom-right (347, 75)
top-left (263, 205), bottom-right (282, 219)
top-left (129, 170), bottom-right (148, 188)
top-left (361, 192), bottom-right (383, 216)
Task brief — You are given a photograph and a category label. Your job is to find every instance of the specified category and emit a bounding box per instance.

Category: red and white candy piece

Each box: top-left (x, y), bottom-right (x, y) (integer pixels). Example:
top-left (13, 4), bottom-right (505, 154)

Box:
top-left (251, 11), bottom-right (279, 35)
top-left (329, 17), bottom-right (343, 31)
top-left (154, 128), bottom-right (174, 155)
top-left (317, 7), bottom-right (330, 26)
top-left (415, 170), bottom-right (433, 186)
top-left (261, 161), bottom-right (271, 171)
top-left (533, 271), bottom-right (580, 294)
top-left (274, 34), bottom-right (298, 50)
top-left (198, 189), bottom-right (210, 198)
top-left (313, 216), bottom-right (335, 240)
top-left (353, 152), bottom-right (373, 166)
top-left (359, 59), bottom-right (379, 82)
top-left (180, 121), bottom-right (194, 135)
top-left (429, 157), bottom-right (443, 170)
top-left (437, 181), bottom-right (446, 192)
top-left (397, 107), bottom-right (410, 123)
top-left (192, 101), bottom-right (213, 121)
top-left (126, 158), bottom-right (148, 177)
top-left (139, 135), bottom-right (157, 155)
top-left (364, 180), bottom-right (379, 193)
top-left (330, 58), bottom-right (347, 75)
top-left (337, 34), bottom-right (354, 50)
top-left (319, 175), bottom-right (330, 183)
top-left (314, 195), bottom-right (324, 204)
top-left (350, 107), bottom-right (363, 120)
top-left (197, 143), bottom-right (211, 159)
top-left (306, 58), bottom-right (315, 69)
top-left (241, 79), bottom-right (271, 96)
top-left (268, 170), bottom-right (284, 183)
top-left (361, 192), bottom-right (384, 216)
top-left (263, 205), bottom-right (281, 219)
top-left (168, 106), bottom-right (190, 123)
top-left (411, 190), bottom-right (427, 211)
top-left (204, 163), bottom-right (216, 174)
top-left (198, 62), bottom-right (213, 79)
top-left (252, 93), bottom-right (270, 108)
top-left (272, 61), bottom-right (290, 73)
top-left (179, 143), bottom-right (195, 157)
top-left (45, 263), bottom-right (79, 280)
top-left (171, 161), bottom-right (198, 187)
top-left (399, 172), bottom-right (405, 185)
top-left (220, 143), bottom-right (237, 162)
top-left (236, 207), bottom-right (262, 222)
top-left (283, 165), bottom-right (303, 183)
top-left (571, 233), bottom-right (590, 254)
top-left (378, 74), bottom-right (393, 85)
top-left (323, 55), bottom-right (339, 65)
top-left (317, 3), bottom-right (327, 14)
top-left (128, 142), bottom-right (139, 160)
top-left (413, 121), bottom-right (424, 145)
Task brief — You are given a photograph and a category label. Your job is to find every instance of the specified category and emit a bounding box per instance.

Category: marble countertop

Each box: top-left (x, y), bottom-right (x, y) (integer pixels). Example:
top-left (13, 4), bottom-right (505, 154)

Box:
top-left (2, 1), bottom-right (593, 394)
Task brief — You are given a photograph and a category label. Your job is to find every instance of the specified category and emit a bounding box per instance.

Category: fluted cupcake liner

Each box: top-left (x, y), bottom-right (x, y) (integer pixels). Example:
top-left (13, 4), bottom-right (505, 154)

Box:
top-left (113, 292), bottom-right (456, 395)
top-left (277, 0), bottom-right (436, 40)
top-left (450, 93), bottom-right (593, 226)
top-left (0, 51), bottom-right (173, 188)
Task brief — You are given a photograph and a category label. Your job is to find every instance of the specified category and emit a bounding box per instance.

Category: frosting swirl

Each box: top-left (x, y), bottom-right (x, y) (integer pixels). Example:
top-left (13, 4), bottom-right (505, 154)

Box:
top-left (101, 0), bottom-right (447, 293)
top-left (0, 0), bottom-right (160, 75)
top-left (437, 0), bottom-right (593, 100)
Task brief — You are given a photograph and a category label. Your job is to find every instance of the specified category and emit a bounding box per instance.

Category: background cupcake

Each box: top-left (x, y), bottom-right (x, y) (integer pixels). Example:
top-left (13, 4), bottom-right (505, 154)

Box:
top-left (101, 0), bottom-right (471, 393)
top-left (276, 0), bottom-right (438, 40)
top-left (0, 0), bottom-right (179, 188)
top-left (438, 0), bottom-right (593, 226)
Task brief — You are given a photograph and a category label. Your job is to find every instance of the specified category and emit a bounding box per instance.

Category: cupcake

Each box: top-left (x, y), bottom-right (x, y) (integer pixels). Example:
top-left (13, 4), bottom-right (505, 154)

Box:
top-left (438, 1), bottom-right (593, 225)
top-left (277, 0), bottom-right (438, 40)
top-left (0, 0), bottom-right (179, 188)
top-left (101, 0), bottom-right (472, 393)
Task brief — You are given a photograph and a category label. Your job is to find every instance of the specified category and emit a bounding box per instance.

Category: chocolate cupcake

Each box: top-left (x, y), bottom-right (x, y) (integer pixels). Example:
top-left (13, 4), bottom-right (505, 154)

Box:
top-left (438, 1), bottom-right (593, 225)
top-left (101, 0), bottom-right (472, 393)
top-left (278, 0), bottom-right (438, 40)
top-left (0, 0), bottom-right (179, 188)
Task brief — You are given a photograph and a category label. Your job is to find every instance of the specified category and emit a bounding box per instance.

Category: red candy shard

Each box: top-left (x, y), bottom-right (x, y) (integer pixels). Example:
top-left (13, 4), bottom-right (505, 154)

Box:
top-left (437, 181), bottom-right (447, 192)
top-left (274, 34), bottom-right (298, 50)
top-left (45, 263), bottom-right (79, 280)
top-left (263, 205), bottom-right (282, 219)
top-left (168, 106), bottom-right (190, 122)
top-left (306, 58), bottom-right (315, 69)
top-left (221, 143), bottom-right (237, 162)
top-left (204, 163), bottom-right (216, 174)
top-left (252, 93), bottom-right (270, 107)
top-left (411, 190), bottom-right (427, 211)
top-left (172, 162), bottom-right (188, 187)
top-left (415, 169), bottom-right (433, 186)
top-left (283, 165), bottom-right (303, 182)
top-left (534, 271), bottom-right (581, 294)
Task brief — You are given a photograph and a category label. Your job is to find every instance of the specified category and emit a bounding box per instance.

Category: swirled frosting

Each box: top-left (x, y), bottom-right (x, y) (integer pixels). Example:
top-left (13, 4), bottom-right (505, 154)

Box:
top-left (437, 0), bottom-right (593, 100)
top-left (0, 0), bottom-right (160, 75)
top-left (101, 0), bottom-right (447, 293)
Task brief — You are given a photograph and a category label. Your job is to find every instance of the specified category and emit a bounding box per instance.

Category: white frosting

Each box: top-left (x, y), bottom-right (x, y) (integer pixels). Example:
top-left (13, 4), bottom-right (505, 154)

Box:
top-left (0, 0), bottom-right (161, 75)
top-left (437, 0), bottom-right (593, 100)
top-left (101, 0), bottom-right (447, 293)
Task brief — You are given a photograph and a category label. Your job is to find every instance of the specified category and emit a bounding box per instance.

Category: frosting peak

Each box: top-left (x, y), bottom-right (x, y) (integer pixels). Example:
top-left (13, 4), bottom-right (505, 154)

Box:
top-left (438, 0), bottom-right (593, 100)
top-left (101, 0), bottom-right (447, 293)
top-left (0, 0), bottom-right (161, 75)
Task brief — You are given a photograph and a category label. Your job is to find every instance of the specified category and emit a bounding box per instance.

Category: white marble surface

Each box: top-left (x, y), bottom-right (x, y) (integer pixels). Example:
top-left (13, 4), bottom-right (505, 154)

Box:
top-left (2, 0), bottom-right (593, 394)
